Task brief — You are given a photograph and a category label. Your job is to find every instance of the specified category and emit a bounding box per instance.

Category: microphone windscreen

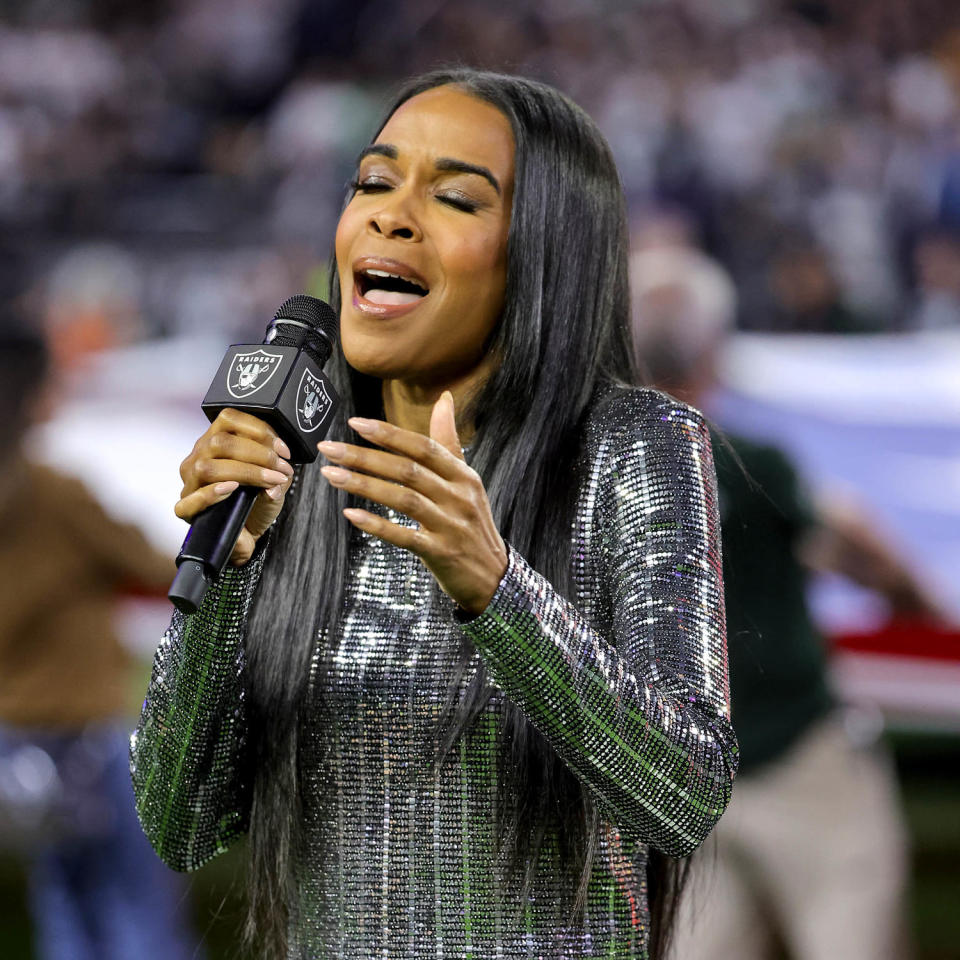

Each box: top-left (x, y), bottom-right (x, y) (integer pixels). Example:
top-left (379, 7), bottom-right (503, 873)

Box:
top-left (270, 295), bottom-right (339, 364)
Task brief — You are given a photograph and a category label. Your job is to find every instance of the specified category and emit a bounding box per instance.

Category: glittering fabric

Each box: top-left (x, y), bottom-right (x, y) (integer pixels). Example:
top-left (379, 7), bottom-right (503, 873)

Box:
top-left (131, 387), bottom-right (737, 959)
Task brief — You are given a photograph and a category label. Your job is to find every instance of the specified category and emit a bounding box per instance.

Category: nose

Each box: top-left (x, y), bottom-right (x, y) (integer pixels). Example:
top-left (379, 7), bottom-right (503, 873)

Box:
top-left (367, 192), bottom-right (422, 242)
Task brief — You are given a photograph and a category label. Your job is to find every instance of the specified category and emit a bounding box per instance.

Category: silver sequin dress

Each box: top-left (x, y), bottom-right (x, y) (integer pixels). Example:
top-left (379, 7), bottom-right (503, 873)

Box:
top-left (130, 387), bottom-right (738, 958)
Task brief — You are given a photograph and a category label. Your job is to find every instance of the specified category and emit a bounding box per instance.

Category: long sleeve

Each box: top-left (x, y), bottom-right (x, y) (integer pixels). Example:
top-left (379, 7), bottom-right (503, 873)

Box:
top-left (460, 390), bottom-right (737, 857)
top-left (130, 553), bottom-right (264, 871)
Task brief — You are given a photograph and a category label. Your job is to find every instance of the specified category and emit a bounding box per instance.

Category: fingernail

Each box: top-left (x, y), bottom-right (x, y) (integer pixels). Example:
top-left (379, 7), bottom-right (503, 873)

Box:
top-left (348, 417), bottom-right (377, 434)
top-left (214, 481), bottom-right (239, 496)
top-left (318, 440), bottom-right (346, 458)
top-left (321, 465), bottom-right (350, 485)
top-left (264, 469), bottom-right (288, 485)
top-left (276, 459), bottom-right (295, 477)
top-left (266, 484), bottom-right (284, 500)
top-left (273, 437), bottom-right (292, 460)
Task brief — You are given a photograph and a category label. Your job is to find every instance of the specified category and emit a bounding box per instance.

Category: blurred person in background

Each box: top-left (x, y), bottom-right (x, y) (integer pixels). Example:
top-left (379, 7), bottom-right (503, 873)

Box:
top-left (629, 245), bottom-right (942, 960)
top-left (766, 233), bottom-right (884, 334)
top-left (0, 317), bottom-right (200, 960)
top-left (41, 244), bottom-right (146, 375)
top-left (908, 224), bottom-right (960, 330)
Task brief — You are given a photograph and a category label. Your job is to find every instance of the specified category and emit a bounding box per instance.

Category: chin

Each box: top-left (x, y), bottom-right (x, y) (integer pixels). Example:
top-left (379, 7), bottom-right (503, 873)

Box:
top-left (341, 335), bottom-right (407, 382)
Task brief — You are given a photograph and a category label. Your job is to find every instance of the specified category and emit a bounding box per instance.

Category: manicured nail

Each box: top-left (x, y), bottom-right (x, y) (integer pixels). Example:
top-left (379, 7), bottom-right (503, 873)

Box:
top-left (273, 437), bottom-right (292, 460)
top-left (263, 469), bottom-right (288, 486)
top-left (214, 481), bottom-right (239, 496)
top-left (343, 507), bottom-right (367, 523)
top-left (348, 417), bottom-right (378, 434)
top-left (265, 484), bottom-right (284, 500)
top-left (318, 440), bottom-right (347, 458)
top-left (321, 465), bottom-right (350, 485)
top-left (276, 459), bottom-right (295, 477)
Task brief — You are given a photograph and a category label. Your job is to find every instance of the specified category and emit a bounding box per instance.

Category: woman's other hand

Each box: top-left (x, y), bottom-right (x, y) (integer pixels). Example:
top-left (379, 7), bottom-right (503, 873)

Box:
top-left (318, 391), bottom-right (508, 615)
top-left (175, 407), bottom-right (295, 566)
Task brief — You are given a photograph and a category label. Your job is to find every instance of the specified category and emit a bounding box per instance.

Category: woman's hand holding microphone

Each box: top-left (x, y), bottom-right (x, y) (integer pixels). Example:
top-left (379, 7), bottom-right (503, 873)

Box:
top-left (173, 393), bottom-right (509, 614)
top-left (175, 407), bottom-right (295, 567)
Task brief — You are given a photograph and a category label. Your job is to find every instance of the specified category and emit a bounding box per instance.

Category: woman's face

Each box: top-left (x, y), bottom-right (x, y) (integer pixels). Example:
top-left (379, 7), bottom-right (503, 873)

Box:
top-left (335, 85), bottom-right (515, 388)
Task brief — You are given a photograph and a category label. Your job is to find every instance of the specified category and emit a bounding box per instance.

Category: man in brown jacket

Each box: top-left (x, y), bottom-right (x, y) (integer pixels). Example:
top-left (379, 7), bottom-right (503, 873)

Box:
top-left (0, 321), bottom-right (200, 960)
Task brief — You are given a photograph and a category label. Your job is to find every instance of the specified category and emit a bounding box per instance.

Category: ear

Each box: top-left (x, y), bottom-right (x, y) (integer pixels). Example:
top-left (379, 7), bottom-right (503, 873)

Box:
top-left (429, 391), bottom-right (465, 461)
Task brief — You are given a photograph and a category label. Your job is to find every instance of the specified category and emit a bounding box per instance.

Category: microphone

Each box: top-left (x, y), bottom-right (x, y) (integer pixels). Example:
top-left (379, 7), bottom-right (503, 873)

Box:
top-left (168, 295), bottom-right (340, 614)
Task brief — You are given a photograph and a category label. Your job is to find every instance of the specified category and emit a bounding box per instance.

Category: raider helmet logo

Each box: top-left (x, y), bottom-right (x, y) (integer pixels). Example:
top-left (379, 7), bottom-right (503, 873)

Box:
top-left (227, 350), bottom-right (285, 399)
top-left (297, 368), bottom-right (333, 433)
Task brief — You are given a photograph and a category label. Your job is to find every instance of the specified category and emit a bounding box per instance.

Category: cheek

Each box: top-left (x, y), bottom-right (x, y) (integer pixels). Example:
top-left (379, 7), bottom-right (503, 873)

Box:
top-left (455, 229), bottom-right (502, 270)
top-left (444, 232), bottom-right (507, 304)
top-left (333, 215), bottom-right (351, 280)
top-left (334, 205), bottom-right (365, 282)
top-left (442, 252), bottom-right (506, 352)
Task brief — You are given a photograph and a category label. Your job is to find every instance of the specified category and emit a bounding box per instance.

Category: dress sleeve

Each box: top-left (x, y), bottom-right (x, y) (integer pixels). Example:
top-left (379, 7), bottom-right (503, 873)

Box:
top-left (129, 552), bottom-right (265, 871)
top-left (459, 393), bottom-right (738, 857)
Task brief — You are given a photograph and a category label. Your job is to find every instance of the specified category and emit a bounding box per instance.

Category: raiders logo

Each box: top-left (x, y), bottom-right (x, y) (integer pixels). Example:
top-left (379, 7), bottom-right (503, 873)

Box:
top-left (297, 368), bottom-right (333, 433)
top-left (226, 350), bottom-right (285, 399)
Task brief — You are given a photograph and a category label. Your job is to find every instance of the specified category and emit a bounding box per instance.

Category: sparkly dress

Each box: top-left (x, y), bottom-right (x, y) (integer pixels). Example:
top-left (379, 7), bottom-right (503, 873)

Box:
top-left (131, 387), bottom-right (738, 959)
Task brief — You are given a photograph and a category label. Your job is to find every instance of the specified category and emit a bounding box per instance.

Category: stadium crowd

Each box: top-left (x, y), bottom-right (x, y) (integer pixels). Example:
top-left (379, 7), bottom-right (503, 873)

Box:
top-left (1, 0), bottom-right (960, 341)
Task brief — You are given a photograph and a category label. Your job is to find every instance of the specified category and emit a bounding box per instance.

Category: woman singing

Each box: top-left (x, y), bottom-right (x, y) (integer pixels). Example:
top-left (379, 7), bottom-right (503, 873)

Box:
top-left (131, 69), bottom-right (737, 959)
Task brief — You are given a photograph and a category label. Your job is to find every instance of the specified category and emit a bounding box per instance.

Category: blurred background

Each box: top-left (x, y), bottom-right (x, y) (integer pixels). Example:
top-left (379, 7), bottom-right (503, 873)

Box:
top-left (1, 0), bottom-right (959, 957)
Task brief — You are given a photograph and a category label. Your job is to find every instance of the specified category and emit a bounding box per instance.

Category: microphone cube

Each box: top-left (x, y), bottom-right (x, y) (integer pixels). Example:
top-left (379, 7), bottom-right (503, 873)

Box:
top-left (201, 344), bottom-right (339, 463)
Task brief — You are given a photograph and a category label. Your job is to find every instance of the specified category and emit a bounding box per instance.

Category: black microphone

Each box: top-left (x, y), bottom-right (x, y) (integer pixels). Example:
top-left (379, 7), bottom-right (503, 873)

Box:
top-left (168, 295), bottom-right (340, 614)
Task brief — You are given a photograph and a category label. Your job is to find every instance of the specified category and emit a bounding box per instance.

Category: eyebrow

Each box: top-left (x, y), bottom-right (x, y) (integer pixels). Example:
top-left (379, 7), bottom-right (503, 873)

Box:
top-left (357, 143), bottom-right (502, 195)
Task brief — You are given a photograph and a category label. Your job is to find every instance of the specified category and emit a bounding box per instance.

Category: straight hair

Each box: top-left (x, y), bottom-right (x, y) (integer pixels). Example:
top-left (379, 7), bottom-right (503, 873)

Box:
top-left (243, 67), bottom-right (685, 958)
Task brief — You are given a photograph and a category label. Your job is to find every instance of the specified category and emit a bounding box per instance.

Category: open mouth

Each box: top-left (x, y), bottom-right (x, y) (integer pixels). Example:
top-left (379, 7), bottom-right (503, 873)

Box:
top-left (355, 267), bottom-right (430, 306)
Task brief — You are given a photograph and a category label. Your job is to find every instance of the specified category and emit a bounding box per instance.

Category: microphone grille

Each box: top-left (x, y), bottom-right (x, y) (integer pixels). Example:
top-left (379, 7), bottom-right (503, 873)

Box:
top-left (274, 295), bottom-right (338, 343)
top-left (268, 295), bottom-right (339, 364)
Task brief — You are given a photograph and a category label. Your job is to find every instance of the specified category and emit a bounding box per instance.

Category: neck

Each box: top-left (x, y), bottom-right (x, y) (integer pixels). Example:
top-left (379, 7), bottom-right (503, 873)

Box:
top-left (381, 356), bottom-right (496, 444)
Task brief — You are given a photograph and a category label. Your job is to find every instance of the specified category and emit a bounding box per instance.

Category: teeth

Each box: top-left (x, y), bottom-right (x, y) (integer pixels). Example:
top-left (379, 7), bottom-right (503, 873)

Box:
top-left (361, 267), bottom-right (427, 295)
top-left (364, 268), bottom-right (424, 287)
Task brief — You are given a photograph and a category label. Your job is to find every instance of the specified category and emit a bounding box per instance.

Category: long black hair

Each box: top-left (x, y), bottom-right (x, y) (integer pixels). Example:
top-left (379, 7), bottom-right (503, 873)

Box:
top-left (243, 68), bottom-right (685, 958)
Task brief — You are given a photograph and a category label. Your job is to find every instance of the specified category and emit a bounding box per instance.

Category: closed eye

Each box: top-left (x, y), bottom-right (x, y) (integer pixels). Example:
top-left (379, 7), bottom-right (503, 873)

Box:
top-left (437, 192), bottom-right (480, 213)
top-left (349, 177), bottom-right (482, 213)
top-left (349, 177), bottom-right (392, 194)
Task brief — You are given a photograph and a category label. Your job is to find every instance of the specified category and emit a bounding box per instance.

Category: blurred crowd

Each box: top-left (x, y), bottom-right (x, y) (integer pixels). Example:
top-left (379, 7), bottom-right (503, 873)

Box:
top-left (3, 0), bottom-right (960, 340)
